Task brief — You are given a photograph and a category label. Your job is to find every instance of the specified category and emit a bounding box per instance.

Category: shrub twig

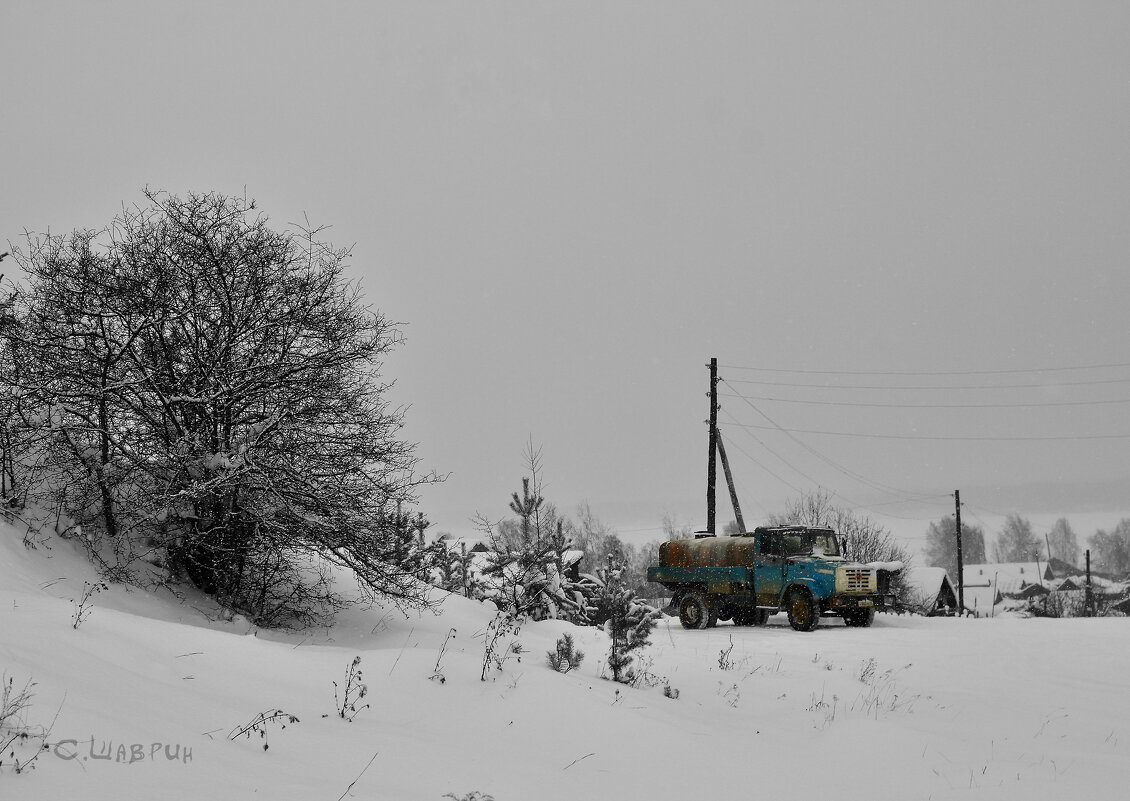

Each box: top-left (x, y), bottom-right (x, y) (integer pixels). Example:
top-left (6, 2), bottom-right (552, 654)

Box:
top-left (333, 656), bottom-right (370, 722)
top-left (228, 708), bottom-right (299, 751)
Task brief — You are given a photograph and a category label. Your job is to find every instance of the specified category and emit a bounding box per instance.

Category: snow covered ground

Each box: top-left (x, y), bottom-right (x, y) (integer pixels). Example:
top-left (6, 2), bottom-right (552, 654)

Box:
top-left (2, 520), bottom-right (1126, 801)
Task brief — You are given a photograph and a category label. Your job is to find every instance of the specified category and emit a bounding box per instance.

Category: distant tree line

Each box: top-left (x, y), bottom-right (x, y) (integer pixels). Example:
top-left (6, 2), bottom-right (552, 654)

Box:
top-left (923, 510), bottom-right (1130, 579)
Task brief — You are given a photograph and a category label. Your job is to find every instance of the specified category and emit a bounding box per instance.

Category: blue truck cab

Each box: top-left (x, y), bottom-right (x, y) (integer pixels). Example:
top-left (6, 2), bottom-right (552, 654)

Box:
top-left (646, 526), bottom-right (900, 631)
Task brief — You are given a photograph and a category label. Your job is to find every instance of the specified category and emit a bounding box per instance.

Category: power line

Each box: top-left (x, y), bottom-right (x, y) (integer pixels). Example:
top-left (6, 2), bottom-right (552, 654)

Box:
top-left (720, 379), bottom-right (943, 503)
top-left (717, 421), bottom-right (808, 496)
top-left (962, 504), bottom-right (1062, 538)
top-left (723, 376), bottom-right (1130, 391)
top-left (715, 431), bottom-right (768, 517)
top-left (720, 421), bottom-right (1130, 441)
top-left (720, 417), bottom-right (948, 523)
top-left (721, 361), bottom-right (1130, 377)
top-left (718, 391), bottom-right (1130, 410)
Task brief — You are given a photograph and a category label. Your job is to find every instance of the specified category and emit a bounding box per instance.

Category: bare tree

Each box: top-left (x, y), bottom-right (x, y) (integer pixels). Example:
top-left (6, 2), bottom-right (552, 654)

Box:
top-left (1089, 519), bottom-right (1130, 578)
top-left (993, 514), bottom-right (1040, 563)
top-left (924, 515), bottom-right (986, 579)
top-left (5, 191), bottom-right (435, 624)
top-left (769, 489), bottom-right (911, 567)
top-left (660, 512), bottom-right (694, 540)
top-left (1046, 518), bottom-right (1081, 566)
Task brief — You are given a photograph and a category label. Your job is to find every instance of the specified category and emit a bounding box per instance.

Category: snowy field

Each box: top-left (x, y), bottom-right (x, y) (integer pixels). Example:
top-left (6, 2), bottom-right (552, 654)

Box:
top-left (2, 522), bottom-right (1126, 801)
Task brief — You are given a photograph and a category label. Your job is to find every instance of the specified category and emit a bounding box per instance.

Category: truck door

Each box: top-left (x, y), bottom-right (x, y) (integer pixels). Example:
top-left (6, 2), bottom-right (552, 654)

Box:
top-left (754, 532), bottom-right (787, 605)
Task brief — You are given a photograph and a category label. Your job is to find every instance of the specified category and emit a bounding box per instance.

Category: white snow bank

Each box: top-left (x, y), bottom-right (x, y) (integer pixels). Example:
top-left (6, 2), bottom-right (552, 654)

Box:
top-left (1, 519), bottom-right (1126, 800)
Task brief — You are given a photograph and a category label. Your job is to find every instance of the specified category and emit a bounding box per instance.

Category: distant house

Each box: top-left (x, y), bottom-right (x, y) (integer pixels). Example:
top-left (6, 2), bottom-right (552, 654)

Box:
top-left (1016, 582), bottom-right (1050, 601)
top-left (1044, 557), bottom-right (1086, 581)
top-left (961, 561), bottom-right (1050, 616)
top-left (1054, 576), bottom-right (1083, 592)
top-left (901, 567), bottom-right (958, 616)
top-left (959, 560), bottom-right (1129, 617)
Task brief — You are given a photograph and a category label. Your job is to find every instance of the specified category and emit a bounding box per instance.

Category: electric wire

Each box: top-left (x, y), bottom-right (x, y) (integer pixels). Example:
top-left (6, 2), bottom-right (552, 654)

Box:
top-left (719, 381), bottom-right (958, 525)
top-left (718, 391), bottom-right (1130, 410)
top-left (716, 420), bottom-right (807, 496)
top-left (720, 361), bottom-right (1130, 377)
top-left (720, 378), bottom-right (945, 502)
top-left (720, 413), bottom-right (951, 527)
top-left (723, 376), bottom-right (1130, 391)
top-left (720, 421), bottom-right (1130, 441)
top-left (715, 430), bottom-right (769, 517)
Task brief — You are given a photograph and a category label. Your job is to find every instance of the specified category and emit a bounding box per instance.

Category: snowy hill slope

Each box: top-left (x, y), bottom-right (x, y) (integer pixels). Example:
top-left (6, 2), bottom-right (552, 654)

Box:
top-left (1, 520), bottom-right (1127, 800)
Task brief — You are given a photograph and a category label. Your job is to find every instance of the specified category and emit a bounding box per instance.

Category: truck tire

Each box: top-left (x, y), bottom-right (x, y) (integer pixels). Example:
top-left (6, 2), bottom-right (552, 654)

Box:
top-left (843, 608), bottom-right (875, 627)
top-left (786, 589), bottom-right (820, 632)
top-left (753, 609), bottom-right (770, 626)
top-left (679, 592), bottom-right (715, 630)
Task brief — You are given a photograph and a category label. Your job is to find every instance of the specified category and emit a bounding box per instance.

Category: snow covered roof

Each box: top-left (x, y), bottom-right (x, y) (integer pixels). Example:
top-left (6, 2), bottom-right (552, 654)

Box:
top-left (902, 566), bottom-right (952, 598)
top-left (962, 584), bottom-right (1001, 615)
top-left (864, 560), bottom-right (905, 572)
top-left (957, 562), bottom-right (1129, 615)
top-left (962, 562), bottom-right (1048, 596)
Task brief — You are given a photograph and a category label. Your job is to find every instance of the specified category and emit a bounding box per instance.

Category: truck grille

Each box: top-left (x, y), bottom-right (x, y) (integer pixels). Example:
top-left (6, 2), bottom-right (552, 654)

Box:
top-left (837, 567), bottom-right (876, 594)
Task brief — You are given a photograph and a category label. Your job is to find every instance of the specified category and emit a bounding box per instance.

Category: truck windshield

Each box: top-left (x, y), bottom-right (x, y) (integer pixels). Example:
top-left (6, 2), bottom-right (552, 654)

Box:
top-left (780, 531), bottom-right (841, 557)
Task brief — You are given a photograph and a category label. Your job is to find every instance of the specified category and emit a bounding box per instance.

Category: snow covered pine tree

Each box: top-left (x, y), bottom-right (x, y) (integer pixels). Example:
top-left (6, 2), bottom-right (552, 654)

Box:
top-left (596, 555), bottom-right (659, 683)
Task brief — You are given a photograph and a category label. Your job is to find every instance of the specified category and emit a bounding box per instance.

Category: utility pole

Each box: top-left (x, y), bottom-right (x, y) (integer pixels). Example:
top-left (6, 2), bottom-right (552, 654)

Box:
top-left (716, 434), bottom-right (745, 533)
top-left (954, 490), bottom-right (964, 615)
top-left (1085, 549), bottom-right (1094, 617)
top-left (706, 358), bottom-right (718, 534)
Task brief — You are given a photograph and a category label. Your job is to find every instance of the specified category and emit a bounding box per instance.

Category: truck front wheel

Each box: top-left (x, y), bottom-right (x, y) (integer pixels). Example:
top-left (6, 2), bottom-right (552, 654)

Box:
top-left (679, 592), bottom-right (716, 630)
top-left (786, 589), bottom-right (820, 632)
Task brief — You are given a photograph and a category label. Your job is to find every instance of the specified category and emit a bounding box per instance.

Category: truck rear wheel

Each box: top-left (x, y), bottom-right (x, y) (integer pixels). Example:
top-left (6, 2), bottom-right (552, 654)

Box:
top-left (679, 592), bottom-right (715, 630)
top-left (786, 589), bottom-right (820, 632)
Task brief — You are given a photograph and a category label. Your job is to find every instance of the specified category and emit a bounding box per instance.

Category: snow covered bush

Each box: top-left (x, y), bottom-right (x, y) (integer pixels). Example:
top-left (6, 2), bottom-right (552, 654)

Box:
top-left (3, 191), bottom-right (436, 625)
top-left (428, 535), bottom-right (488, 600)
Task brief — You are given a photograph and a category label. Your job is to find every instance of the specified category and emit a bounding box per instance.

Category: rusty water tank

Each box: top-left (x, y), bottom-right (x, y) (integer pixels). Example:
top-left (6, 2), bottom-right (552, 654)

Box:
top-left (659, 534), bottom-right (758, 568)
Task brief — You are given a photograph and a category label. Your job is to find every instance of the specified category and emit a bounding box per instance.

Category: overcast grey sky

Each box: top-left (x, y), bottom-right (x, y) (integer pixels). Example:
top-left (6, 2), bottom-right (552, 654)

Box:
top-left (4, 2), bottom-right (1129, 553)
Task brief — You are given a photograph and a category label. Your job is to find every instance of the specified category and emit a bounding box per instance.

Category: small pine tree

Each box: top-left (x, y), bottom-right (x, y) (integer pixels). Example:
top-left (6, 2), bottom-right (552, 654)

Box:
top-left (381, 503), bottom-right (430, 581)
top-left (546, 633), bottom-right (585, 673)
top-left (597, 555), bottom-right (658, 684)
top-left (543, 519), bottom-right (598, 624)
top-left (478, 469), bottom-right (597, 622)
top-left (429, 537), bottom-right (488, 600)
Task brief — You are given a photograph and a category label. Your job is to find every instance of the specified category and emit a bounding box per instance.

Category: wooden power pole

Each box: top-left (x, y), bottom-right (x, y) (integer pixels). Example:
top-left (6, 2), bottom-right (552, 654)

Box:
top-left (706, 358), bottom-right (718, 534)
top-left (717, 434), bottom-right (745, 534)
top-left (1085, 549), bottom-right (1095, 617)
top-left (955, 489), bottom-right (964, 615)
